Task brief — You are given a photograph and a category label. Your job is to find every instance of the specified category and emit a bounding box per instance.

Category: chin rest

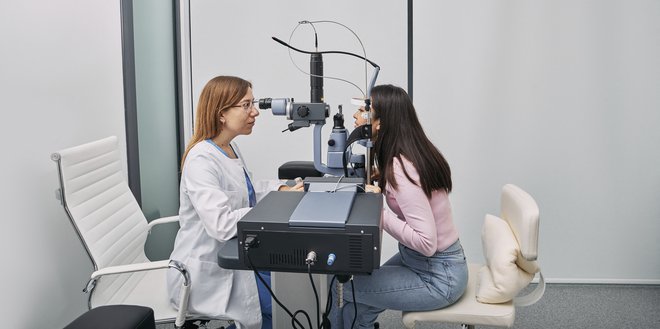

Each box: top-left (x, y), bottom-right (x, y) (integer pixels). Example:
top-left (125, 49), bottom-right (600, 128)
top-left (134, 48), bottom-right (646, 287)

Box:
top-left (278, 161), bottom-right (323, 179)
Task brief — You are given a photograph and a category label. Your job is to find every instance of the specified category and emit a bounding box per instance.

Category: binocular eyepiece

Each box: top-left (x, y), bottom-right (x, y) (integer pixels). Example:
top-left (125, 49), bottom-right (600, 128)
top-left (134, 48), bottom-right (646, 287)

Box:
top-left (256, 98), bottom-right (291, 116)
top-left (257, 98), bottom-right (273, 110)
top-left (257, 97), bottom-right (329, 126)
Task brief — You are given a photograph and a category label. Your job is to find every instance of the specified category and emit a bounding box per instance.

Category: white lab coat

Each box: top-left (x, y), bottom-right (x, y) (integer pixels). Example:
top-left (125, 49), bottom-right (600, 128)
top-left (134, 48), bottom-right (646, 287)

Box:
top-left (167, 141), bottom-right (283, 329)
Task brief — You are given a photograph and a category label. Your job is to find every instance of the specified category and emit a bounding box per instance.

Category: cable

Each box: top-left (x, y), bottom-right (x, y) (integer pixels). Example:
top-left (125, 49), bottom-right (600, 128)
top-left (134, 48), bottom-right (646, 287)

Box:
top-left (293, 310), bottom-right (313, 329)
top-left (331, 175), bottom-right (344, 192)
top-left (330, 176), bottom-right (367, 193)
top-left (275, 37), bottom-right (379, 68)
top-left (303, 20), bottom-right (370, 96)
top-left (308, 263), bottom-right (320, 329)
top-left (280, 19), bottom-right (380, 98)
top-left (247, 251), bottom-right (310, 329)
top-left (320, 275), bottom-right (337, 329)
top-left (284, 20), bottom-right (371, 97)
top-left (285, 23), bottom-right (364, 97)
top-left (350, 279), bottom-right (357, 329)
top-left (297, 20), bottom-right (319, 50)
top-left (334, 184), bottom-right (366, 193)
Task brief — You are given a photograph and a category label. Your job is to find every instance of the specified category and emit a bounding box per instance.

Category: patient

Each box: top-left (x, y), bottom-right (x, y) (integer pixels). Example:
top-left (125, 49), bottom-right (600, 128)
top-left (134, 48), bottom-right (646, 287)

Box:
top-left (166, 76), bottom-right (302, 329)
top-left (331, 84), bottom-right (468, 328)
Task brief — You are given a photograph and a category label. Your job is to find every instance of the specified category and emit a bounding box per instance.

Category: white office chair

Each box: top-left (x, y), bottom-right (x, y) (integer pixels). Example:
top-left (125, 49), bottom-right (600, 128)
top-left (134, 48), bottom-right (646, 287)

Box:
top-left (51, 136), bottom-right (191, 328)
top-left (402, 184), bottom-right (545, 329)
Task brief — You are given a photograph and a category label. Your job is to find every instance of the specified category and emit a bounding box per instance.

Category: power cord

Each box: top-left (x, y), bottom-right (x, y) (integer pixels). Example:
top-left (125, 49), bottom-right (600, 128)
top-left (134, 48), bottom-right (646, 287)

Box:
top-left (307, 259), bottom-right (320, 329)
top-left (246, 239), bottom-right (359, 329)
top-left (320, 275), bottom-right (337, 329)
top-left (246, 247), bottom-right (311, 329)
top-left (350, 279), bottom-right (357, 329)
top-left (292, 310), bottom-right (313, 329)
top-left (328, 275), bottom-right (358, 329)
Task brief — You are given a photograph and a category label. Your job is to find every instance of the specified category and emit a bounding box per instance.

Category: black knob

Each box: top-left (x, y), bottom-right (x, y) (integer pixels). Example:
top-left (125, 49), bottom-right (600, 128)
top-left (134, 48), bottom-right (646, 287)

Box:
top-left (297, 106), bottom-right (310, 117)
top-left (328, 139), bottom-right (336, 146)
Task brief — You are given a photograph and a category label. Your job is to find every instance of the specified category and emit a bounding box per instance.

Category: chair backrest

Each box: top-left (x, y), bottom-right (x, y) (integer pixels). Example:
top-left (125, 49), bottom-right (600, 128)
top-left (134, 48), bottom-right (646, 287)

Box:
top-left (500, 184), bottom-right (540, 261)
top-left (52, 136), bottom-right (150, 271)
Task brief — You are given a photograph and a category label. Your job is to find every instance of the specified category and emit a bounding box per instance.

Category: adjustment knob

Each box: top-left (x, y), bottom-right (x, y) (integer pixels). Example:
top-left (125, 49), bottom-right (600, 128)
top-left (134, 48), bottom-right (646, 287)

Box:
top-left (297, 106), bottom-right (310, 117)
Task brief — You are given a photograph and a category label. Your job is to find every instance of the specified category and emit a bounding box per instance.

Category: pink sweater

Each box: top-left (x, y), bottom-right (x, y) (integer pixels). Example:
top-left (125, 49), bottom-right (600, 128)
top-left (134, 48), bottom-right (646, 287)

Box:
top-left (382, 156), bottom-right (459, 257)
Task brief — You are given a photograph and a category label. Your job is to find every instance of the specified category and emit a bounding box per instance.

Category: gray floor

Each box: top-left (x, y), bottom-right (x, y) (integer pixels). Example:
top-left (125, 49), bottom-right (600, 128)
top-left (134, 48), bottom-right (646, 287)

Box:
top-left (158, 283), bottom-right (660, 329)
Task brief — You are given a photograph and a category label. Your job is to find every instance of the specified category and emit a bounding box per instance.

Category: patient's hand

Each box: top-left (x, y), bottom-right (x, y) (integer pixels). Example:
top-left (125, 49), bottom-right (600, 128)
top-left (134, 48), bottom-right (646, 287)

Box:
top-left (365, 184), bottom-right (381, 193)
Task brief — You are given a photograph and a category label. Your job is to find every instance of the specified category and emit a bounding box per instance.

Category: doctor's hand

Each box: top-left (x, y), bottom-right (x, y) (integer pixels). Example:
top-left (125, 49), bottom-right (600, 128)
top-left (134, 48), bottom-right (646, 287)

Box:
top-left (278, 177), bottom-right (304, 192)
top-left (365, 184), bottom-right (381, 193)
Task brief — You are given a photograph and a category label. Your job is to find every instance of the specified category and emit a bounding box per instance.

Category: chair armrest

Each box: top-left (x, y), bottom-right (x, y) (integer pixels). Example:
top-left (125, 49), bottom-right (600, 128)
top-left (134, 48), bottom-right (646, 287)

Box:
top-left (84, 260), bottom-right (175, 293)
top-left (147, 215), bottom-right (180, 231)
top-left (87, 259), bottom-right (192, 328)
top-left (90, 260), bottom-right (171, 279)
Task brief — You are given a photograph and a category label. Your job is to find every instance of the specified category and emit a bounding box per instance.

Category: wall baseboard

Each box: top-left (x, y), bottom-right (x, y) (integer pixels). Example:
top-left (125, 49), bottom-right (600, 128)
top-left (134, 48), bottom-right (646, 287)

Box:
top-left (533, 277), bottom-right (660, 285)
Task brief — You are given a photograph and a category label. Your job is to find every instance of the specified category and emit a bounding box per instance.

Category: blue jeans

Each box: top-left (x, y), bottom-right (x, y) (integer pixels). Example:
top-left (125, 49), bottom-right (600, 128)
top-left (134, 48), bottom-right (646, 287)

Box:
top-left (256, 271), bottom-right (272, 329)
top-left (330, 240), bottom-right (468, 329)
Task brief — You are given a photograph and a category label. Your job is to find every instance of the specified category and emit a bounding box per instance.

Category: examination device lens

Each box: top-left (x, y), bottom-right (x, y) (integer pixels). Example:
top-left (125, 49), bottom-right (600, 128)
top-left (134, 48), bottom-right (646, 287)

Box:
top-left (258, 98), bottom-right (272, 110)
top-left (257, 98), bottom-right (291, 117)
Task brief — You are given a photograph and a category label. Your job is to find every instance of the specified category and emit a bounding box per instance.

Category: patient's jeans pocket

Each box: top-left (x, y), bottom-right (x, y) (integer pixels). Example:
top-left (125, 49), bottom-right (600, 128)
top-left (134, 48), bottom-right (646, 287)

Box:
top-left (433, 242), bottom-right (468, 303)
top-left (400, 241), bottom-right (467, 303)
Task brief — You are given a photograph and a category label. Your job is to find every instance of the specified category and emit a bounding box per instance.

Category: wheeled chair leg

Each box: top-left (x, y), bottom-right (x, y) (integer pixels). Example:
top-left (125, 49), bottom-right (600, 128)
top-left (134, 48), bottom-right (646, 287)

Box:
top-left (181, 320), bottom-right (210, 328)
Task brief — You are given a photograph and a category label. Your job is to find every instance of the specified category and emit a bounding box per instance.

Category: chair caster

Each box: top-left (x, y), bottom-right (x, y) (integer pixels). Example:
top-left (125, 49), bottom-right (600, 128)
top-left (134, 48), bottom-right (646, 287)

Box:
top-left (182, 320), bottom-right (210, 329)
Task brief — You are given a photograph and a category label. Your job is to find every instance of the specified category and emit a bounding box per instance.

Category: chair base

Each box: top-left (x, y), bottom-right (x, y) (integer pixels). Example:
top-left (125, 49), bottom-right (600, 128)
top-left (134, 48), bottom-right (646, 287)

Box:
top-left (65, 305), bottom-right (155, 329)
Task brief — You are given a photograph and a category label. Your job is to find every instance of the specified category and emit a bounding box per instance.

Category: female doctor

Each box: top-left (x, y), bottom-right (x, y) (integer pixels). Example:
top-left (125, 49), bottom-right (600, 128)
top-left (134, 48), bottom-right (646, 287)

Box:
top-left (167, 76), bottom-right (303, 329)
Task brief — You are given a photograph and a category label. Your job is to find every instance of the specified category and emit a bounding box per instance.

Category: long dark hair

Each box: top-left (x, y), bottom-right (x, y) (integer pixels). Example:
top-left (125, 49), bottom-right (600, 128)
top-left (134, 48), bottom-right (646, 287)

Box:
top-left (372, 84), bottom-right (452, 197)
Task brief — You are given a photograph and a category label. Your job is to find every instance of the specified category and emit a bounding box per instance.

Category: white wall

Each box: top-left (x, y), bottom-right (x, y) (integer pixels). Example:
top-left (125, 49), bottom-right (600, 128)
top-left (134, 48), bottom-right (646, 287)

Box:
top-left (413, 0), bottom-right (660, 283)
top-left (0, 1), bottom-right (127, 327)
top-left (187, 0), bottom-right (660, 283)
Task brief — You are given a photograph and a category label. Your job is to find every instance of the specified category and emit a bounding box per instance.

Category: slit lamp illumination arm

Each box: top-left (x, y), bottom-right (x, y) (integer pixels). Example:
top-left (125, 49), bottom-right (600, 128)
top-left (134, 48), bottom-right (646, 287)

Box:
top-left (271, 37), bottom-right (380, 184)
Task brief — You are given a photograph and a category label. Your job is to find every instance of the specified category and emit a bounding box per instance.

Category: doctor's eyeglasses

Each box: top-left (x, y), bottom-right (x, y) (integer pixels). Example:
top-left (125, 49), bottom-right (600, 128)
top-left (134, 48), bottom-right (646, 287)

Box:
top-left (231, 99), bottom-right (258, 112)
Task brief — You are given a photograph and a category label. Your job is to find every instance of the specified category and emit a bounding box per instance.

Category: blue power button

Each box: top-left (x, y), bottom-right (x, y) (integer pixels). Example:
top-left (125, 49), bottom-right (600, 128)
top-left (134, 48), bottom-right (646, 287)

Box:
top-left (327, 253), bottom-right (336, 266)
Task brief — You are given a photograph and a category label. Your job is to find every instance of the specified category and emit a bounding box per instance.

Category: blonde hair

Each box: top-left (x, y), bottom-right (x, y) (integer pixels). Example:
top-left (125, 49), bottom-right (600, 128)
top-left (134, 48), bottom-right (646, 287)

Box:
top-left (181, 76), bottom-right (252, 168)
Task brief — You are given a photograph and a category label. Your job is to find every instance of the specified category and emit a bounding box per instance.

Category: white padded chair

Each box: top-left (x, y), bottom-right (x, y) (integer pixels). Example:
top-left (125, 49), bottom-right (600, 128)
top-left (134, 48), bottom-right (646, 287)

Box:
top-left (51, 136), bottom-right (191, 328)
top-left (402, 184), bottom-right (546, 329)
